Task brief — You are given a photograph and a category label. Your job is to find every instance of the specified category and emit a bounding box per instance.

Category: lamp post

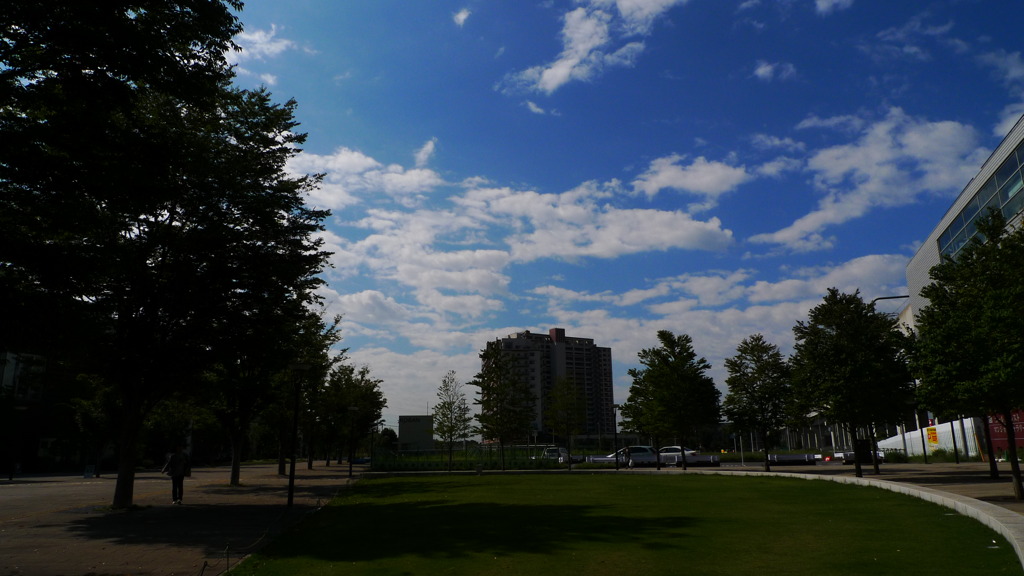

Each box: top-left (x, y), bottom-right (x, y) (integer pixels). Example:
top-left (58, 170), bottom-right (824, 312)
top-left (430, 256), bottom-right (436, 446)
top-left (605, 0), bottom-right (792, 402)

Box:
top-left (869, 294), bottom-right (910, 306)
top-left (612, 404), bottom-right (620, 471)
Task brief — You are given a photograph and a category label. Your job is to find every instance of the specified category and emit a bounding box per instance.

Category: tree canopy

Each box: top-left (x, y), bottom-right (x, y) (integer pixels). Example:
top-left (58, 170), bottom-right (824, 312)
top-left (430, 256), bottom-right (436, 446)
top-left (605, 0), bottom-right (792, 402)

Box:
top-left (1, 1), bottom-right (332, 507)
top-left (470, 343), bottom-right (536, 471)
top-left (791, 288), bottom-right (913, 477)
top-left (723, 333), bottom-right (791, 472)
top-left (433, 370), bottom-right (473, 472)
top-left (620, 330), bottom-right (720, 469)
top-left (913, 213), bottom-right (1024, 498)
top-left (543, 376), bottom-right (587, 468)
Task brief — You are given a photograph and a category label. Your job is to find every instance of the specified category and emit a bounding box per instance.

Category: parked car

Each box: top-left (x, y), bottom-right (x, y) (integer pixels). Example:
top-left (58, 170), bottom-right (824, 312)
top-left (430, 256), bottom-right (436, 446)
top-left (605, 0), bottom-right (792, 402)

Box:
top-left (534, 446), bottom-right (584, 463)
top-left (587, 445), bottom-right (664, 467)
top-left (659, 446), bottom-right (698, 457)
top-left (538, 447), bottom-right (567, 460)
top-left (840, 450), bottom-right (886, 465)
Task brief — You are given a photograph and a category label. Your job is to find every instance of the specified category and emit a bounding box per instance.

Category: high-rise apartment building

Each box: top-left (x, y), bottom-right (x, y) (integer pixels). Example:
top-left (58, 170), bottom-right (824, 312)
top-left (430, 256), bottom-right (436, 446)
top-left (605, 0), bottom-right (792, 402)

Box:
top-left (484, 328), bottom-right (614, 440)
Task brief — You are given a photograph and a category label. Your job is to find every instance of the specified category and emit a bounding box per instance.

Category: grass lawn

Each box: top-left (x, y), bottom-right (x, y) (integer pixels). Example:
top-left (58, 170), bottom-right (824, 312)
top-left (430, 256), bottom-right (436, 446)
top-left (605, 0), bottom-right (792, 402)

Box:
top-left (234, 473), bottom-right (1023, 576)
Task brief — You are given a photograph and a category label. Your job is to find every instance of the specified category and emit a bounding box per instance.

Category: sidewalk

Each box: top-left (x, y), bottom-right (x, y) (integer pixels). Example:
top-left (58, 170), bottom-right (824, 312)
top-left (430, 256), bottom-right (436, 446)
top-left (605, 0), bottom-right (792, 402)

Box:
top-left (2, 461), bottom-right (1023, 576)
top-left (1, 462), bottom-right (360, 576)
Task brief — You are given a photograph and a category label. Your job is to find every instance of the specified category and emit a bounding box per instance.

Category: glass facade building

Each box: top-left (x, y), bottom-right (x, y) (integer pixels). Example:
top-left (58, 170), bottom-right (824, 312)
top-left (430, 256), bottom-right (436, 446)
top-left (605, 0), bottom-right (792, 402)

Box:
top-left (906, 114), bottom-right (1024, 321)
top-left (938, 137), bottom-right (1024, 257)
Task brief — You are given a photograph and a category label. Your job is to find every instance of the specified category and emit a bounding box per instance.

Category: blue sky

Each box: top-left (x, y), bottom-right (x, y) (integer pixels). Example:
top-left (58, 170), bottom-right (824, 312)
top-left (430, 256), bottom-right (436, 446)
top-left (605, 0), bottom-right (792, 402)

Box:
top-left (228, 0), bottom-right (1024, 426)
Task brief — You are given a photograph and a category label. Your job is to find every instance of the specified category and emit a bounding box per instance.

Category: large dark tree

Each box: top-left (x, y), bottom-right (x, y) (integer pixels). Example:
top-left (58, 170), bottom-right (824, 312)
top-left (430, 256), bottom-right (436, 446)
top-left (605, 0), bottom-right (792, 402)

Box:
top-left (620, 330), bottom-right (720, 470)
top-left (791, 289), bottom-right (914, 478)
top-left (0, 2), bottom-right (331, 508)
top-left (913, 214), bottom-right (1024, 498)
top-left (471, 343), bottom-right (536, 471)
top-left (723, 334), bottom-right (791, 472)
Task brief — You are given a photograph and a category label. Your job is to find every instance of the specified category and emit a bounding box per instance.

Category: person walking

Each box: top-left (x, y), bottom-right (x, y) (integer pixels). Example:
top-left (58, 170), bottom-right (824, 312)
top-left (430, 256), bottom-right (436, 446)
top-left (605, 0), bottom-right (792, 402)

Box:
top-left (161, 445), bottom-right (191, 505)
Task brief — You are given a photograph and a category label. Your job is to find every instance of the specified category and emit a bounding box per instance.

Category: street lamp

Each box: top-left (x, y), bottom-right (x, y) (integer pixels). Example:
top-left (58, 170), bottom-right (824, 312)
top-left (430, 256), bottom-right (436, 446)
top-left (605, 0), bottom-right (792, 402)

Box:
top-left (612, 404), bottom-right (620, 471)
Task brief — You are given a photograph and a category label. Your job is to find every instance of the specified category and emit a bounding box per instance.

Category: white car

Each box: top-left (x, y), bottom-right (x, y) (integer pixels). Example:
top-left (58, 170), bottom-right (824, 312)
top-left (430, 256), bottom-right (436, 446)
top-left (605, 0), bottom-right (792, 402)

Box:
top-left (659, 445), bottom-right (698, 457)
top-left (587, 445), bottom-right (663, 467)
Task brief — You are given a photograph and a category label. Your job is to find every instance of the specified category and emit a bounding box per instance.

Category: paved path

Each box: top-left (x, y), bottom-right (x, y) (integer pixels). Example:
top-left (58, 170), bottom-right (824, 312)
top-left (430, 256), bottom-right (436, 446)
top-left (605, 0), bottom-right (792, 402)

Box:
top-left (2, 460), bottom-right (1023, 575)
top-left (1, 463), bottom-right (360, 576)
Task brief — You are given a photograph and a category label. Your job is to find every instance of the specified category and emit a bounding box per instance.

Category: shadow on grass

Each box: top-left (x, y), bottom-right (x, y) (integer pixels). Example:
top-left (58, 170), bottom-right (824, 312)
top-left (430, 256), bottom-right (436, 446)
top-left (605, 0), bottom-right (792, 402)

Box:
top-left (260, 497), bottom-right (696, 562)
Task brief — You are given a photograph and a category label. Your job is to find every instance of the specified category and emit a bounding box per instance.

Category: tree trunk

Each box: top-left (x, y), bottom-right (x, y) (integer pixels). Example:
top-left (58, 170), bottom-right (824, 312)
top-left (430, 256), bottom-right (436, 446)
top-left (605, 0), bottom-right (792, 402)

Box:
top-left (870, 424), bottom-right (881, 475)
top-left (983, 416), bottom-right (1000, 479)
top-left (277, 418), bottom-right (287, 475)
top-left (850, 424), bottom-right (863, 478)
top-left (111, 419), bottom-right (142, 509)
top-left (761, 429), bottom-right (770, 472)
top-left (229, 428), bottom-right (244, 486)
top-left (1002, 410), bottom-right (1024, 500)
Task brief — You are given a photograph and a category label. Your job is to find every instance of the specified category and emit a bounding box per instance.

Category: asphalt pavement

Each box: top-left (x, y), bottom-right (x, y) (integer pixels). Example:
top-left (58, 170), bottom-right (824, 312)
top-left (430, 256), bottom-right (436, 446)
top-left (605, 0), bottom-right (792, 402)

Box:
top-left (1, 462), bottom-right (359, 576)
top-left (2, 460), bottom-right (1024, 576)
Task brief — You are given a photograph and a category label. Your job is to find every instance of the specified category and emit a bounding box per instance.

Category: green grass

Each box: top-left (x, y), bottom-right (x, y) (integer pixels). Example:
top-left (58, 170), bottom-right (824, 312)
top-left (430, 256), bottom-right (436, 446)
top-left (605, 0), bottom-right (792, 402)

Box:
top-left (234, 473), bottom-right (1022, 576)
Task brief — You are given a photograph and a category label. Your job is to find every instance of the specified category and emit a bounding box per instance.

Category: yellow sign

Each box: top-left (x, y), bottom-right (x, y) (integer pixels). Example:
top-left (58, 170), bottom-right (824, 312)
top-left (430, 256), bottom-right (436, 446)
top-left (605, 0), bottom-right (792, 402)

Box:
top-left (926, 427), bottom-right (939, 445)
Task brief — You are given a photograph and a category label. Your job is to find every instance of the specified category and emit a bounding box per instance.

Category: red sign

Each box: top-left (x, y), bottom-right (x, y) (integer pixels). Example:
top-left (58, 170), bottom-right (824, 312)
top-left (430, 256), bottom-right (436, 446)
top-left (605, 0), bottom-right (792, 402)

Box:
top-left (987, 411), bottom-right (1024, 451)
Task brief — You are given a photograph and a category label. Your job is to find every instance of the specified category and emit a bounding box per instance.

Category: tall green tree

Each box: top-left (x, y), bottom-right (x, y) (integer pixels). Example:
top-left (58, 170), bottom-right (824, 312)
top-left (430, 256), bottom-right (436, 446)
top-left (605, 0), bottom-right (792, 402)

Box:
top-left (913, 214), bottom-right (1024, 498)
top-left (471, 343), bottom-right (536, 471)
top-left (433, 370), bottom-right (473, 472)
top-left (723, 334), bottom-right (792, 472)
top-left (0, 2), bottom-right (331, 508)
top-left (326, 363), bottom-right (387, 473)
top-left (791, 289), bottom-right (914, 478)
top-left (211, 311), bottom-right (342, 485)
top-left (620, 330), bottom-right (720, 470)
top-left (544, 376), bottom-right (586, 469)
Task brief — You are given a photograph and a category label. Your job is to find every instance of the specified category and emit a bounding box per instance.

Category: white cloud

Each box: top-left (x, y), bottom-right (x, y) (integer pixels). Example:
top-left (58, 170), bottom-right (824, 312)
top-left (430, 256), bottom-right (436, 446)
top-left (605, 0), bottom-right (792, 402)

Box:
top-left (756, 156), bottom-right (803, 178)
top-left (455, 181), bottom-right (733, 261)
top-left (747, 254), bottom-right (908, 303)
top-left (415, 138), bottom-right (438, 168)
top-left (978, 50), bottom-right (1024, 86)
top-left (753, 60), bottom-right (796, 81)
top-left (994, 102), bottom-right (1024, 138)
top-left (525, 101), bottom-right (547, 114)
top-left (348, 347), bottom-right (481, 419)
top-left (796, 114), bottom-right (866, 132)
top-left (591, 0), bottom-right (690, 36)
top-left (502, 1), bottom-right (687, 95)
top-left (289, 146), bottom-right (444, 208)
top-left (513, 7), bottom-right (615, 95)
top-left (453, 8), bottom-right (471, 28)
top-left (814, 0), bottom-right (854, 16)
top-left (751, 134), bottom-right (806, 152)
top-left (231, 25), bottom-right (297, 64)
top-left (632, 155), bottom-right (752, 211)
top-left (750, 108), bottom-right (988, 251)
top-left (334, 290), bottom-right (413, 325)
top-left (508, 207), bottom-right (733, 261)
top-left (862, 15), bottom-right (954, 63)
